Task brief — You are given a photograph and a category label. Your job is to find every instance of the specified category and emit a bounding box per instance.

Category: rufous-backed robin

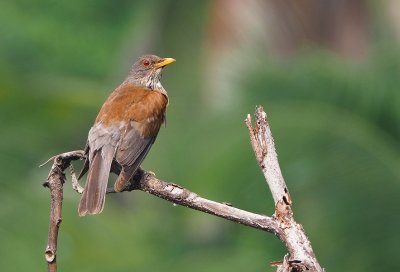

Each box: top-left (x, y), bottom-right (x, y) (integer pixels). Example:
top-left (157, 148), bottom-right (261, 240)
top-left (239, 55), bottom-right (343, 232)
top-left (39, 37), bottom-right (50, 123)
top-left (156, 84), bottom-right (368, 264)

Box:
top-left (78, 54), bottom-right (175, 216)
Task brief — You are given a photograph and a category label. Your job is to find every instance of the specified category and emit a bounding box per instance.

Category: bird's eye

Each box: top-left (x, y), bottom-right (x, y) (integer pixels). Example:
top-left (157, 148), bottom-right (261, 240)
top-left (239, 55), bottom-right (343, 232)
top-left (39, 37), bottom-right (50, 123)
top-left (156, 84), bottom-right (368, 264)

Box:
top-left (143, 60), bottom-right (150, 66)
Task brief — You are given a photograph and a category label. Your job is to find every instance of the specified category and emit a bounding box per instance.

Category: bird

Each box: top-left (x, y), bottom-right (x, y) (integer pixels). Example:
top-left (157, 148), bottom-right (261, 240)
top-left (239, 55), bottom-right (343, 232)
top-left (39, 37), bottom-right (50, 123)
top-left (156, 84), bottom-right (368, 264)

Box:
top-left (78, 54), bottom-right (175, 216)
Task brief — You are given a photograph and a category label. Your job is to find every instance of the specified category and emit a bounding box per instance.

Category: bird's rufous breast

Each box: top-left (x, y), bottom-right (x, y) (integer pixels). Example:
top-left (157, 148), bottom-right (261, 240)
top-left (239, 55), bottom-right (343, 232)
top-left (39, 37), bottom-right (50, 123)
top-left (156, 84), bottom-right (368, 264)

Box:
top-left (95, 83), bottom-right (168, 138)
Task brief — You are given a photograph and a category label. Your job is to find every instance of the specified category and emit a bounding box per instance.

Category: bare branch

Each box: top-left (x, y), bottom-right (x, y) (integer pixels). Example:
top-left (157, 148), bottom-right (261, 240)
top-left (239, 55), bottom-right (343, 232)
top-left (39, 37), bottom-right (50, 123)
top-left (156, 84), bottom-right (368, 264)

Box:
top-left (124, 169), bottom-right (282, 236)
top-left (41, 151), bottom-right (282, 272)
top-left (42, 150), bottom-right (85, 272)
top-left (245, 108), bottom-right (291, 206)
top-left (245, 106), bottom-right (323, 271)
top-left (41, 106), bottom-right (324, 272)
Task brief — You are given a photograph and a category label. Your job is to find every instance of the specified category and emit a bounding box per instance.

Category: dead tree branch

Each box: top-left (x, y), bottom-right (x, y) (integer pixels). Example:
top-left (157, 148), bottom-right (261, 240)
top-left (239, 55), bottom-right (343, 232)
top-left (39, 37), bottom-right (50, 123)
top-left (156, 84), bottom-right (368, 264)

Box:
top-left (245, 106), bottom-right (323, 271)
top-left (41, 106), bottom-right (323, 272)
top-left (114, 169), bottom-right (282, 236)
top-left (41, 150), bottom-right (85, 272)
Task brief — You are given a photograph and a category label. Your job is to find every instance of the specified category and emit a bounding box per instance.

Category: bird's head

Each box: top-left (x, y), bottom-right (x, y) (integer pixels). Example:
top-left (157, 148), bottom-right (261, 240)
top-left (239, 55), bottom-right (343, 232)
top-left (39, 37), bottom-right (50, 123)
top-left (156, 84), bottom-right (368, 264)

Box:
top-left (128, 55), bottom-right (175, 90)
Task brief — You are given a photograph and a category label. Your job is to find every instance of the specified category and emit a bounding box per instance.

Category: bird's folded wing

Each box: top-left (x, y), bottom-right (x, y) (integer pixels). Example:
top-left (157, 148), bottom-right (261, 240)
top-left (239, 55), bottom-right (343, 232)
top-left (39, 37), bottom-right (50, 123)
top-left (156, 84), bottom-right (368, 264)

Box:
top-left (116, 121), bottom-right (156, 167)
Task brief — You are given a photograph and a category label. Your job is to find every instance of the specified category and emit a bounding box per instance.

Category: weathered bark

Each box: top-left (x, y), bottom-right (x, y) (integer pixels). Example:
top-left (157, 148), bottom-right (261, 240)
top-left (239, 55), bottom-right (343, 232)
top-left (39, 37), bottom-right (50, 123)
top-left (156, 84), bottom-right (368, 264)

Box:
top-left (41, 151), bottom-right (85, 272)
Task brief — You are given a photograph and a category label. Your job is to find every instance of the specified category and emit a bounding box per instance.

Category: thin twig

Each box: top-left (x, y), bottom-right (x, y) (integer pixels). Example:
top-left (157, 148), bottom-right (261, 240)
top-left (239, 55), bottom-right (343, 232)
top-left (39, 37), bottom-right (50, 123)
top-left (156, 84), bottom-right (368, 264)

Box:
top-left (70, 164), bottom-right (84, 194)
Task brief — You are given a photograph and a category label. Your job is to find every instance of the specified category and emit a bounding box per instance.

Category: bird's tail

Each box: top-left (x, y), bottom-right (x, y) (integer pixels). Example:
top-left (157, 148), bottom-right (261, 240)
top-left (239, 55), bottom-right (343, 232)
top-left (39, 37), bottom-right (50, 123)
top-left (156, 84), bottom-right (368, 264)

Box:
top-left (78, 148), bottom-right (112, 216)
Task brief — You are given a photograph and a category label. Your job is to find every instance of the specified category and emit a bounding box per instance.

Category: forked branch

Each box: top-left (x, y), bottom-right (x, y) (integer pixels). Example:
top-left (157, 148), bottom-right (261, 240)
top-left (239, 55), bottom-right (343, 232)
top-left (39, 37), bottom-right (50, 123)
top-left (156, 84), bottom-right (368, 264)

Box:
top-left (42, 106), bottom-right (323, 272)
top-left (42, 150), bottom-right (85, 272)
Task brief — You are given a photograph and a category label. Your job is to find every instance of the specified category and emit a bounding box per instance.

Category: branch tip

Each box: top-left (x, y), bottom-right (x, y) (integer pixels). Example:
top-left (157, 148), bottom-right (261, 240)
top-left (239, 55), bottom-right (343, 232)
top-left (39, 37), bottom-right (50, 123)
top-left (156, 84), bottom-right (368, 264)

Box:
top-left (45, 248), bottom-right (55, 263)
top-left (39, 156), bottom-right (56, 168)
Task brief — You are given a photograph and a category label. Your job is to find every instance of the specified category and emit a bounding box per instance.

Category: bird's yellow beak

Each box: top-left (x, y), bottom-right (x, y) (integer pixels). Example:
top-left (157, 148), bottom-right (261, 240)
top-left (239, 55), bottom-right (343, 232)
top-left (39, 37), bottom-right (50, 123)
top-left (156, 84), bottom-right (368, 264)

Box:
top-left (154, 57), bottom-right (176, 69)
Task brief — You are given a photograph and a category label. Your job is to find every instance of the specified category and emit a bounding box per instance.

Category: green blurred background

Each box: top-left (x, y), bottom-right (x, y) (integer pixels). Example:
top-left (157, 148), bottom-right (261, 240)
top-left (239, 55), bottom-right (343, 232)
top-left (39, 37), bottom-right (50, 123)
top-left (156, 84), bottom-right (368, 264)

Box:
top-left (1, 0), bottom-right (399, 271)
